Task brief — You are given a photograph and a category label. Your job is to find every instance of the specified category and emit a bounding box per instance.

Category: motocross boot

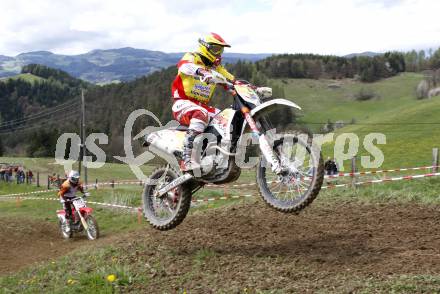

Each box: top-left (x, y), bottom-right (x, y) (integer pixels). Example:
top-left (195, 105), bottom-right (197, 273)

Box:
top-left (181, 129), bottom-right (201, 173)
top-left (63, 203), bottom-right (72, 233)
top-left (65, 217), bottom-right (72, 233)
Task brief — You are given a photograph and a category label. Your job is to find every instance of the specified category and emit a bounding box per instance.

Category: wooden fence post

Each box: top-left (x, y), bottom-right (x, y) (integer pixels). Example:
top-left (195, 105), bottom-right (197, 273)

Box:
top-left (111, 179), bottom-right (114, 188)
top-left (433, 148), bottom-right (439, 173)
top-left (36, 172), bottom-right (40, 187)
top-left (95, 178), bottom-right (98, 189)
top-left (137, 208), bottom-right (142, 224)
top-left (47, 175), bottom-right (50, 189)
top-left (351, 156), bottom-right (357, 188)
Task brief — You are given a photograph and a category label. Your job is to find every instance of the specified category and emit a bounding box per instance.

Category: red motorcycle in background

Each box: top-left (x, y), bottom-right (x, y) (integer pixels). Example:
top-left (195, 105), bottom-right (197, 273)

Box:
top-left (56, 194), bottom-right (100, 240)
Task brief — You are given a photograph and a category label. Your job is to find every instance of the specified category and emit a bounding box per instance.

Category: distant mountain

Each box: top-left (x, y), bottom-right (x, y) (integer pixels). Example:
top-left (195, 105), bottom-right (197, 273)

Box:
top-left (0, 55), bottom-right (13, 62)
top-left (0, 48), bottom-right (271, 84)
top-left (344, 51), bottom-right (381, 58)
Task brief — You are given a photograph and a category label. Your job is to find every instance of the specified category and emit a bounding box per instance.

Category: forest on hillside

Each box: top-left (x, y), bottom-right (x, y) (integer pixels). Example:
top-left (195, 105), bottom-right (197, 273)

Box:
top-left (1, 48), bottom-right (440, 158)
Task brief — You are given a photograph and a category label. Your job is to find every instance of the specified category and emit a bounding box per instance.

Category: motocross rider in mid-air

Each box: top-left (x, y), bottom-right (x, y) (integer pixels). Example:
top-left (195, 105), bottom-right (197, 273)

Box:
top-left (172, 32), bottom-right (270, 173)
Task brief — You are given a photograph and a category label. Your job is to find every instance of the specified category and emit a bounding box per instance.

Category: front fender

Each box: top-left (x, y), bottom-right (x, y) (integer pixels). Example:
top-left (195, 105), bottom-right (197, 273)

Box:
top-left (238, 99), bottom-right (302, 144)
top-left (250, 98), bottom-right (301, 117)
top-left (236, 98), bottom-right (302, 149)
top-left (80, 207), bottom-right (93, 215)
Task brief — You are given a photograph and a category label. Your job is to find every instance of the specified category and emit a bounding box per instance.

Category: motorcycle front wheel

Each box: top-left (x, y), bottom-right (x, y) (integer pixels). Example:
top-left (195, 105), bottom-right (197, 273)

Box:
top-left (84, 215), bottom-right (99, 240)
top-left (142, 165), bottom-right (192, 230)
top-left (59, 218), bottom-right (72, 239)
top-left (257, 134), bottom-right (324, 213)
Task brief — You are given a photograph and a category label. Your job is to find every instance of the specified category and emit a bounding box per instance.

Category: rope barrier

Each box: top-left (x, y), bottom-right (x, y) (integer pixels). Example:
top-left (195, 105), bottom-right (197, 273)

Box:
top-left (2, 168), bottom-right (440, 206)
top-left (1, 171), bottom-right (440, 207)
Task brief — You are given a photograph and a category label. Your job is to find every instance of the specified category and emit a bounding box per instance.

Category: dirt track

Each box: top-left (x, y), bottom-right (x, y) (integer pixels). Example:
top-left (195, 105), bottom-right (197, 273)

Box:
top-left (1, 201), bottom-right (440, 291)
top-left (150, 202), bottom-right (440, 275)
top-left (0, 217), bottom-right (87, 275)
top-left (128, 201), bottom-right (440, 291)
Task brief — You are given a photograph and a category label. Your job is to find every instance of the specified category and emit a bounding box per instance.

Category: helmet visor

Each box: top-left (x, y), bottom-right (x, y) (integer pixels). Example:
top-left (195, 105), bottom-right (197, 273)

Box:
top-left (70, 176), bottom-right (79, 184)
top-left (208, 44), bottom-right (224, 56)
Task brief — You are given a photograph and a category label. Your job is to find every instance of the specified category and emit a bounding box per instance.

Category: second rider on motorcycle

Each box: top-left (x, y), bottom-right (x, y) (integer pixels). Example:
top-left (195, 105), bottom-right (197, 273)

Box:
top-left (58, 170), bottom-right (88, 232)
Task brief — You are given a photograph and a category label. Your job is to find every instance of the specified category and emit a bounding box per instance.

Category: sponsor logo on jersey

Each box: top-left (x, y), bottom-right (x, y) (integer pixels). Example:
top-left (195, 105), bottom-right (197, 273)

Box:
top-left (190, 83), bottom-right (211, 101)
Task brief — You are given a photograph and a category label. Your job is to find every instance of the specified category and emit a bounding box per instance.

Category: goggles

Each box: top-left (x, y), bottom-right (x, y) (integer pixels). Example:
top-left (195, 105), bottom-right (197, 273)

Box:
top-left (199, 38), bottom-right (225, 56)
top-left (208, 44), bottom-right (224, 56)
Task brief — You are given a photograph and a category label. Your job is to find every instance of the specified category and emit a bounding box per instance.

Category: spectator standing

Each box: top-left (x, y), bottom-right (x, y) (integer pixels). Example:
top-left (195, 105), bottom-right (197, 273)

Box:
top-left (19, 169), bottom-right (25, 184)
top-left (16, 167), bottom-right (23, 184)
top-left (324, 157), bottom-right (333, 176)
top-left (324, 157), bottom-right (339, 176)
top-left (331, 158), bottom-right (339, 175)
top-left (7, 167), bottom-right (13, 182)
top-left (27, 170), bottom-right (34, 184)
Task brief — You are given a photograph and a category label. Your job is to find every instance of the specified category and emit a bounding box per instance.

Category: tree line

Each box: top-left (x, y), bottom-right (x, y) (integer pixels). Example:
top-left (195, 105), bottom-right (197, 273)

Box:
top-left (0, 64), bottom-right (89, 156)
top-left (231, 52), bottom-right (406, 82)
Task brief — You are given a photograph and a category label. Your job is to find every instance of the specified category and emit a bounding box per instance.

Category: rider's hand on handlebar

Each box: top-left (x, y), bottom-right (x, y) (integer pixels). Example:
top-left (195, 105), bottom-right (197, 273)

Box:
top-left (198, 69), bottom-right (231, 86)
top-left (197, 69), bottom-right (214, 84)
top-left (256, 87), bottom-right (273, 99)
top-left (201, 72), bottom-right (214, 84)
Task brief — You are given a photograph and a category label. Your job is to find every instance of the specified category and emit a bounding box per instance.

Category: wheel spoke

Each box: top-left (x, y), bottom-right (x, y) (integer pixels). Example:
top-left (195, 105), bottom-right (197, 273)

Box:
top-left (262, 136), bottom-right (318, 203)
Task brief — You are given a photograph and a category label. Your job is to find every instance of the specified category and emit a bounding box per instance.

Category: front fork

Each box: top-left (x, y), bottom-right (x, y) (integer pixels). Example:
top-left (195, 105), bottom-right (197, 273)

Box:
top-left (242, 109), bottom-right (283, 174)
top-left (72, 203), bottom-right (89, 230)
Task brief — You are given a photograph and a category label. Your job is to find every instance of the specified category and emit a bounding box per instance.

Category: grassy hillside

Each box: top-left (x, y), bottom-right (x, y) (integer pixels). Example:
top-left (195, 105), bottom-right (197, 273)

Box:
top-left (2, 72), bottom-right (438, 172)
top-left (0, 73), bottom-right (45, 84)
top-left (274, 73), bottom-right (440, 169)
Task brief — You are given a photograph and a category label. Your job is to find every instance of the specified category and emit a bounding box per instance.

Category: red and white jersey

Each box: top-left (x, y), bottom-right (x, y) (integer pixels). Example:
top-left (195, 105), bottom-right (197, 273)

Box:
top-left (58, 180), bottom-right (84, 199)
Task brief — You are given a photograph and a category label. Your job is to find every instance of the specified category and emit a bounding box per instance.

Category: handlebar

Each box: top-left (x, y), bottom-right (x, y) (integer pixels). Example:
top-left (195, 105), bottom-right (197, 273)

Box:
top-left (64, 193), bottom-right (89, 202)
top-left (224, 80), bottom-right (234, 89)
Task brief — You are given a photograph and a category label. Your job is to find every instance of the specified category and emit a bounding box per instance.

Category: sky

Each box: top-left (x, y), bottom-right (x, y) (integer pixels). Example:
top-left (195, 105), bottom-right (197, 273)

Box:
top-left (1, 0), bottom-right (439, 56)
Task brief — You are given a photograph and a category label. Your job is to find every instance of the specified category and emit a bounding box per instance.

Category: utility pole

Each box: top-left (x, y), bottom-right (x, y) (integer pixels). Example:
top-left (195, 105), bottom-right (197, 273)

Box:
top-left (82, 89), bottom-right (88, 186)
top-left (79, 89), bottom-right (88, 185)
top-left (78, 94), bottom-right (82, 176)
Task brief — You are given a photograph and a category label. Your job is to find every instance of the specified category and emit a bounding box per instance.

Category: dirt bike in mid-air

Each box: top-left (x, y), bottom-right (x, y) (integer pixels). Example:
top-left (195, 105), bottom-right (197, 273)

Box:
top-left (57, 194), bottom-right (100, 240)
top-left (142, 71), bottom-right (324, 230)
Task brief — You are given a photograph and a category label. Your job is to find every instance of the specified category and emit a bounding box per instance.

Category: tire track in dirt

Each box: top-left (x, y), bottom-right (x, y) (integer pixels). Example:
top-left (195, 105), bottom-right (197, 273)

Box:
top-left (2, 200), bottom-right (440, 291)
top-left (0, 217), bottom-right (88, 275)
top-left (178, 202), bottom-right (440, 274)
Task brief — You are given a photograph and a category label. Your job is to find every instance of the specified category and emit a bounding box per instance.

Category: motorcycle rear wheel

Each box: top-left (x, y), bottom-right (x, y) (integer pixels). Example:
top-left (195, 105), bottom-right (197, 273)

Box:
top-left (142, 165), bottom-right (192, 230)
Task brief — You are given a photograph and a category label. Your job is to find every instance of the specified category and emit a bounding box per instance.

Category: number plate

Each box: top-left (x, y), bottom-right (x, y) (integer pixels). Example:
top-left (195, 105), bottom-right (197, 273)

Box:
top-left (73, 198), bottom-right (86, 209)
